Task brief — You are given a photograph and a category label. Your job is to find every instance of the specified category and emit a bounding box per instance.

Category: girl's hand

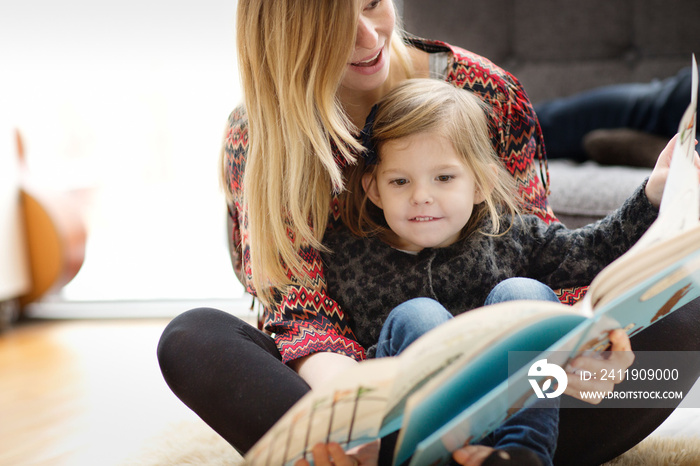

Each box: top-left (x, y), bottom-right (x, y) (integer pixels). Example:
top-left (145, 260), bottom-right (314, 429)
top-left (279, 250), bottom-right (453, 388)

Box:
top-left (563, 329), bottom-right (635, 404)
top-left (452, 445), bottom-right (496, 466)
top-left (294, 440), bottom-right (380, 466)
top-left (645, 134), bottom-right (700, 208)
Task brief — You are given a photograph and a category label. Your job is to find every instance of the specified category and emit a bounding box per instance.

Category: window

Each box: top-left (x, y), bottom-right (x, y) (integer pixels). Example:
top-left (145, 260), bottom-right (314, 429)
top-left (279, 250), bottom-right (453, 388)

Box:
top-left (3, 0), bottom-right (246, 310)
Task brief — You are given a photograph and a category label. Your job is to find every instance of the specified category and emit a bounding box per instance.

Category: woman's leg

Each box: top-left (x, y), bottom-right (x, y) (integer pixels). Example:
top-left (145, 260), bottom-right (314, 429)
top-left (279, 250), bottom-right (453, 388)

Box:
top-left (375, 297), bottom-right (453, 358)
top-left (157, 307), bottom-right (311, 454)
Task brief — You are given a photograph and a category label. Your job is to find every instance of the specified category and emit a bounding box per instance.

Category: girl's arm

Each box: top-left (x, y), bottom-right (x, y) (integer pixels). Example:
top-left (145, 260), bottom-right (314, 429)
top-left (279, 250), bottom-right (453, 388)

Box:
top-left (565, 137), bottom-right (699, 402)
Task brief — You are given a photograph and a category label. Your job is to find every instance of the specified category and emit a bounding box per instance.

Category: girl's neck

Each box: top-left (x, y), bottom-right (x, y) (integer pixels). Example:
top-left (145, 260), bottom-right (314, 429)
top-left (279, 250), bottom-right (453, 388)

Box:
top-left (339, 46), bottom-right (430, 130)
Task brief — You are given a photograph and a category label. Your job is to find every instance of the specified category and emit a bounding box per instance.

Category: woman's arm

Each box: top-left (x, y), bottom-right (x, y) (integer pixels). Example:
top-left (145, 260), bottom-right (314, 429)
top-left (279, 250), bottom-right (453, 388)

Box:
top-left (222, 108), bottom-right (366, 364)
top-left (289, 351), bottom-right (358, 389)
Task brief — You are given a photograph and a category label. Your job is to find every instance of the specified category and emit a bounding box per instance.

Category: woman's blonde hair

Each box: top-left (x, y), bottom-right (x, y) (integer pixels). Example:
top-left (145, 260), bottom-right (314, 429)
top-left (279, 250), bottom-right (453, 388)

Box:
top-left (343, 79), bottom-right (521, 243)
top-left (227, 0), bottom-right (413, 305)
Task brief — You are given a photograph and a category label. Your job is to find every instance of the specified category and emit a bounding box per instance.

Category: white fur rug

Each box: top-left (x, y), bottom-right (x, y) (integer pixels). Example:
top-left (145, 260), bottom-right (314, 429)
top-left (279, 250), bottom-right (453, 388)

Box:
top-left (126, 419), bottom-right (700, 466)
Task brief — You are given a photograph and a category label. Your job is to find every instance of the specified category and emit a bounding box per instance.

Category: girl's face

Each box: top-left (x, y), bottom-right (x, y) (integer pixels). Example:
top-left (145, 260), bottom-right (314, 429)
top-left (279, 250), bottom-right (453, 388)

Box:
top-left (363, 132), bottom-right (486, 252)
top-left (341, 0), bottom-right (396, 94)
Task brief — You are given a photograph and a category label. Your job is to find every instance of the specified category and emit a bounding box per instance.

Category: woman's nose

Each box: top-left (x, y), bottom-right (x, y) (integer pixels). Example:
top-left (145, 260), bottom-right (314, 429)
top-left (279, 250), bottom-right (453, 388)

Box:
top-left (356, 16), bottom-right (379, 50)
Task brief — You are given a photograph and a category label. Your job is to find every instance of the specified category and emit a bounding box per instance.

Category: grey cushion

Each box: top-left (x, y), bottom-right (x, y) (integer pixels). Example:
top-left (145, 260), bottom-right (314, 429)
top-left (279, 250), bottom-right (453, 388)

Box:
top-left (548, 161), bottom-right (652, 228)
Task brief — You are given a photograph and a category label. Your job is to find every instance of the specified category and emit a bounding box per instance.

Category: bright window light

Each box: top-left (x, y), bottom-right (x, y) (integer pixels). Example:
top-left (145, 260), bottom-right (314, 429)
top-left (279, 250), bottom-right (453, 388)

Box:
top-left (2, 0), bottom-right (245, 302)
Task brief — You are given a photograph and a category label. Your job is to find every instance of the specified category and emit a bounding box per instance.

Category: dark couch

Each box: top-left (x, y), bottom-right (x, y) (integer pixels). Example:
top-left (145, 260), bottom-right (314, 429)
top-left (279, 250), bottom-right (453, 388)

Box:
top-left (400, 0), bottom-right (700, 227)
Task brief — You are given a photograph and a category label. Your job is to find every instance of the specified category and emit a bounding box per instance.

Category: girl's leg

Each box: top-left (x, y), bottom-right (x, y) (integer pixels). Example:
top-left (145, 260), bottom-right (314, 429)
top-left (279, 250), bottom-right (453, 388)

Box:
top-left (480, 278), bottom-right (560, 466)
top-left (375, 297), bottom-right (453, 358)
top-left (484, 277), bottom-right (560, 305)
top-left (157, 308), bottom-right (311, 454)
top-left (479, 398), bottom-right (559, 466)
top-left (374, 298), bottom-right (453, 463)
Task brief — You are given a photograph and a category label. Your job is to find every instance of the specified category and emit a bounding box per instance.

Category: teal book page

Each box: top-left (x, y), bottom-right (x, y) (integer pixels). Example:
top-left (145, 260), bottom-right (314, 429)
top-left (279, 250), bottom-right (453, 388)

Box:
top-left (393, 312), bottom-right (587, 466)
top-left (406, 247), bottom-right (700, 466)
top-left (573, 246), bottom-right (700, 355)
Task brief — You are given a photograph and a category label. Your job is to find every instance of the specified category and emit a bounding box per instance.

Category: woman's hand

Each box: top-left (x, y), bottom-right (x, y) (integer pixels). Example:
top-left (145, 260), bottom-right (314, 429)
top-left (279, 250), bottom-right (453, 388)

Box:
top-left (564, 329), bottom-right (635, 403)
top-left (294, 440), bottom-right (380, 466)
top-left (645, 134), bottom-right (700, 208)
top-left (451, 445), bottom-right (496, 466)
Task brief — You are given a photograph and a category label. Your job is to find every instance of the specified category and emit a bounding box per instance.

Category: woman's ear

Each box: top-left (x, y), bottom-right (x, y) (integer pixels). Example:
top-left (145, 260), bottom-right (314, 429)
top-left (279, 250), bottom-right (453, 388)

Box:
top-left (362, 172), bottom-right (383, 208)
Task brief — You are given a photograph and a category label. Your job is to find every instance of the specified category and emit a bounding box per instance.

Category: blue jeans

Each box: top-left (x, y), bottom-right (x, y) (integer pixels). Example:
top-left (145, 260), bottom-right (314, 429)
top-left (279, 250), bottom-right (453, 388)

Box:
top-left (535, 66), bottom-right (696, 161)
top-left (376, 278), bottom-right (560, 466)
top-left (376, 278), bottom-right (560, 357)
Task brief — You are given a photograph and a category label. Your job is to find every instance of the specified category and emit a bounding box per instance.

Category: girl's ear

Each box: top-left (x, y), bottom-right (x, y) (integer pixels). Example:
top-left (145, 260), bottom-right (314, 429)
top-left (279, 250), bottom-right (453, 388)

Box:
top-left (362, 172), bottom-right (383, 209)
top-left (474, 185), bottom-right (486, 205)
top-left (474, 163), bottom-right (499, 204)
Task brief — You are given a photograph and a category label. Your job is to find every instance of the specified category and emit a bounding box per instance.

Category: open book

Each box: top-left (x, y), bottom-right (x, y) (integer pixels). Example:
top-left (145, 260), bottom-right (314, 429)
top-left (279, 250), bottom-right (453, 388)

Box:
top-left (244, 57), bottom-right (700, 466)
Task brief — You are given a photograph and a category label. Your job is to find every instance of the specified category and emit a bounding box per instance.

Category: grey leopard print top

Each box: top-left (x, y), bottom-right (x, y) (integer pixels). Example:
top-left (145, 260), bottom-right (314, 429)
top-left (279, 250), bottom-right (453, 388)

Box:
top-left (321, 183), bottom-right (658, 356)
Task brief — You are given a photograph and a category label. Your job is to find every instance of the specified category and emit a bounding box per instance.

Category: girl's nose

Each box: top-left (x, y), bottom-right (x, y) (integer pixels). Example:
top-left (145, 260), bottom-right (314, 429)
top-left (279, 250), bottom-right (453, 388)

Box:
top-left (355, 16), bottom-right (379, 50)
top-left (410, 186), bottom-right (433, 205)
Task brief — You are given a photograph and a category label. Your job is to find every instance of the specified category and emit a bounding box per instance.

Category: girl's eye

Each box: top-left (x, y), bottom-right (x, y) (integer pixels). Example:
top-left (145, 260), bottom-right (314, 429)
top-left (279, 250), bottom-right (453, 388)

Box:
top-left (366, 0), bottom-right (381, 10)
top-left (436, 175), bottom-right (454, 182)
top-left (390, 178), bottom-right (408, 186)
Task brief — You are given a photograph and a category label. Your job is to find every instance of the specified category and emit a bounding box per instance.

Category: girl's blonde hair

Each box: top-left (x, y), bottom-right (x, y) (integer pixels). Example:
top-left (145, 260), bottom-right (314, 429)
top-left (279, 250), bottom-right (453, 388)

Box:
top-left (344, 79), bottom-right (521, 243)
top-left (226, 0), bottom-right (413, 305)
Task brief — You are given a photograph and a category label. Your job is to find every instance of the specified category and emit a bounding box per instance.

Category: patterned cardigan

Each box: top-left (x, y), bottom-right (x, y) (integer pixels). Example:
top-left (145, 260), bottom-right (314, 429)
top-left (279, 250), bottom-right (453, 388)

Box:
top-left (223, 38), bottom-right (556, 363)
top-left (321, 184), bottom-right (658, 356)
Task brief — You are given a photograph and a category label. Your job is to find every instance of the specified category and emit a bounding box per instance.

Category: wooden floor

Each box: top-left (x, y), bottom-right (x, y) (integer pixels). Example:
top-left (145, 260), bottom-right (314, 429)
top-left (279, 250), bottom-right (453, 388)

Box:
top-left (4, 317), bottom-right (700, 466)
top-left (0, 318), bottom-right (202, 466)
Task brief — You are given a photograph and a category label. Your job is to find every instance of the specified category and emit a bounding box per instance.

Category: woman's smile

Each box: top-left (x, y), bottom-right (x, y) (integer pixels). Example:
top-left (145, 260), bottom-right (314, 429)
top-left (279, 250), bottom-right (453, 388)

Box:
top-left (348, 47), bottom-right (387, 75)
top-left (351, 48), bottom-right (382, 66)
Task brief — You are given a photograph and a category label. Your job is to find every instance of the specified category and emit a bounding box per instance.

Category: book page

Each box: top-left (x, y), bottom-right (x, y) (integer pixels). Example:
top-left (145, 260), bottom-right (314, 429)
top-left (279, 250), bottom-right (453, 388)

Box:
top-left (244, 301), bottom-right (583, 466)
top-left (379, 300), bottom-right (586, 435)
top-left (244, 358), bottom-right (399, 466)
top-left (394, 302), bottom-right (585, 466)
top-left (582, 55), bottom-right (700, 312)
top-left (571, 246), bottom-right (700, 357)
top-left (584, 221), bottom-right (700, 309)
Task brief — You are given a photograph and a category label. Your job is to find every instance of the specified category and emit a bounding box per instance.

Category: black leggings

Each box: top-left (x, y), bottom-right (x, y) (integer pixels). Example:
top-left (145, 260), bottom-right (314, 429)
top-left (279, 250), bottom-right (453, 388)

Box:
top-left (157, 308), bottom-right (310, 454)
top-left (157, 298), bottom-right (700, 464)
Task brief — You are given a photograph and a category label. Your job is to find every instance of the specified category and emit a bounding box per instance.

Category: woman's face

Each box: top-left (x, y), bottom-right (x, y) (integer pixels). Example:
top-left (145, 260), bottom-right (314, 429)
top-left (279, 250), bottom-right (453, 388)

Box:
top-left (341, 0), bottom-right (396, 94)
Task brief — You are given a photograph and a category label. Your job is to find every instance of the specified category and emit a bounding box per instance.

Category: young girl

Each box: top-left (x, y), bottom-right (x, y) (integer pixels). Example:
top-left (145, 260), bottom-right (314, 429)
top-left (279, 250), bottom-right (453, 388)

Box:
top-left (320, 78), bottom-right (681, 465)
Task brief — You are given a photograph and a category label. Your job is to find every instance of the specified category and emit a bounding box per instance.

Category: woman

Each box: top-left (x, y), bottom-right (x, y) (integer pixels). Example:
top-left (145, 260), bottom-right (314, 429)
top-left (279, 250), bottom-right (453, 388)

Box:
top-left (157, 1), bottom-right (699, 464)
